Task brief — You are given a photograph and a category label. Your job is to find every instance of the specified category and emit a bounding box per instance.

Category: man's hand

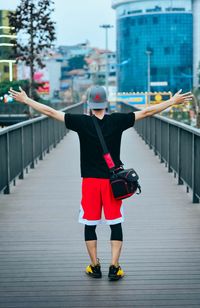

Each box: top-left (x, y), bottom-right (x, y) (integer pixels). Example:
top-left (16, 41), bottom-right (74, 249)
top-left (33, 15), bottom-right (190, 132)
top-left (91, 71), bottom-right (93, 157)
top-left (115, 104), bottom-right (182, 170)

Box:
top-left (171, 89), bottom-right (194, 106)
top-left (9, 86), bottom-right (65, 122)
top-left (9, 87), bottom-right (28, 103)
top-left (134, 89), bottom-right (194, 121)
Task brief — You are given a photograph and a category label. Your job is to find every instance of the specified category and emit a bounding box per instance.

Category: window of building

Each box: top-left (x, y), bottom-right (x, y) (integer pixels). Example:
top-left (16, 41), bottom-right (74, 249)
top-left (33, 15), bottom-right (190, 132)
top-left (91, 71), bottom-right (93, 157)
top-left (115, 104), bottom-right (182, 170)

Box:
top-left (153, 16), bottom-right (159, 24)
top-left (131, 19), bottom-right (135, 26)
top-left (164, 47), bottom-right (171, 55)
top-left (159, 37), bottom-right (164, 44)
top-left (123, 29), bottom-right (130, 37)
top-left (151, 67), bottom-right (157, 75)
top-left (135, 37), bottom-right (139, 44)
top-left (138, 17), bottom-right (144, 25)
top-left (4, 65), bottom-right (9, 73)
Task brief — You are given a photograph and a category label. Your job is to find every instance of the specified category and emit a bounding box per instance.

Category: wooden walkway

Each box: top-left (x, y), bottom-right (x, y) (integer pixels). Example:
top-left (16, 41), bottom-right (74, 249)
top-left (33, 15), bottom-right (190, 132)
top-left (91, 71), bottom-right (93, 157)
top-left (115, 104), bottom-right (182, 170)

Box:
top-left (0, 128), bottom-right (200, 307)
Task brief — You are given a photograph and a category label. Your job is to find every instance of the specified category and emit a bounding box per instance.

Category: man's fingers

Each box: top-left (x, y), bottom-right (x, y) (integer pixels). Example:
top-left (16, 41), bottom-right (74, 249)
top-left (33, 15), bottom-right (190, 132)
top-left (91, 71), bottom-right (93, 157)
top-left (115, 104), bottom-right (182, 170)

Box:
top-left (181, 91), bottom-right (192, 97)
top-left (184, 97), bottom-right (193, 101)
top-left (9, 88), bottom-right (19, 94)
top-left (9, 92), bottom-right (17, 98)
top-left (9, 91), bottom-right (17, 96)
top-left (182, 94), bottom-right (193, 98)
top-left (183, 99), bottom-right (193, 103)
top-left (19, 86), bottom-right (23, 92)
top-left (183, 96), bottom-right (194, 100)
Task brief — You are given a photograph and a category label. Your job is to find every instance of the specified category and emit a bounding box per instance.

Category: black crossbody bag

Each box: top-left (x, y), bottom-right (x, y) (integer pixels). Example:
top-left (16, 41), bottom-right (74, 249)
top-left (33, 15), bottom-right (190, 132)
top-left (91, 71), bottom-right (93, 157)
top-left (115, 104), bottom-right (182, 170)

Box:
top-left (92, 116), bottom-right (141, 200)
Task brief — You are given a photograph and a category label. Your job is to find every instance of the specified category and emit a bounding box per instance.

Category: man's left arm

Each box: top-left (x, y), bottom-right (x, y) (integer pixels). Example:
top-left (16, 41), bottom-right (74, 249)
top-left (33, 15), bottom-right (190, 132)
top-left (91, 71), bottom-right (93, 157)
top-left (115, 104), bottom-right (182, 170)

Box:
top-left (134, 90), bottom-right (194, 121)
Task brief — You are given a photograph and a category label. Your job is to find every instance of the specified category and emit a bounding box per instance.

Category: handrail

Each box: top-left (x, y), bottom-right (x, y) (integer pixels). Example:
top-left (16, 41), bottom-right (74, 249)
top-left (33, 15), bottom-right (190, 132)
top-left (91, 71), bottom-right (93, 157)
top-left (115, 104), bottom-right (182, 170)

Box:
top-left (0, 102), bottom-right (83, 134)
top-left (0, 102), bottom-right (84, 194)
top-left (120, 101), bottom-right (200, 203)
top-left (121, 101), bottom-right (200, 136)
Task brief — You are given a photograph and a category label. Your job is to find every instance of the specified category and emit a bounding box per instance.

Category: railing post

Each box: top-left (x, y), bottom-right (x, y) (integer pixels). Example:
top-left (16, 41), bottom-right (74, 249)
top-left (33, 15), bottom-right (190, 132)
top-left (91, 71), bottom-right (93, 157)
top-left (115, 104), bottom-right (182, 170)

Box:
top-left (4, 132), bottom-right (10, 194)
top-left (154, 118), bottom-right (157, 156)
top-left (141, 119), bottom-right (144, 141)
top-left (192, 133), bottom-right (199, 203)
top-left (19, 126), bottom-right (24, 179)
top-left (47, 118), bottom-right (50, 154)
top-left (177, 127), bottom-right (183, 185)
top-left (145, 118), bottom-right (148, 144)
top-left (53, 120), bottom-right (56, 148)
top-left (39, 121), bottom-right (43, 160)
top-left (160, 120), bottom-right (164, 163)
top-left (149, 117), bottom-right (152, 149)
top-left (167, 123), bottom-right (172, 173)
top-left (30, 123), bottom-right (35, 169)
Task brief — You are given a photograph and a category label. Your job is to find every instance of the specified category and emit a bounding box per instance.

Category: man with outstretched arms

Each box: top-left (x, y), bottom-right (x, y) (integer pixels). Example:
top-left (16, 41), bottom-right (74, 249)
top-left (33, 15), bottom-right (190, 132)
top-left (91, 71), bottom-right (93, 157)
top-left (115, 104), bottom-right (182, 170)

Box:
top-left (10, 86), bottom-right (193, 280)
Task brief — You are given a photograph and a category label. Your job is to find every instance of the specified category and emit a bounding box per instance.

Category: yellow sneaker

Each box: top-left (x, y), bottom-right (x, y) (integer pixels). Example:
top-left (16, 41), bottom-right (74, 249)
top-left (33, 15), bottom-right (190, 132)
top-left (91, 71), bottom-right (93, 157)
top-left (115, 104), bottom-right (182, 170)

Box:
top-left (108, 264), bottom-right (124, 281)
top-left (85, 259), bottom-right (102, 278)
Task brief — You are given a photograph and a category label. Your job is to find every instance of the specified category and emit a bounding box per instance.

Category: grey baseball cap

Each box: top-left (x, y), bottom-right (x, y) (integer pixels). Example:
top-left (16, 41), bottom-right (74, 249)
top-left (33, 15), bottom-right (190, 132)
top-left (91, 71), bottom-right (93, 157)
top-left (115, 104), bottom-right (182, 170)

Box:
top-left (87, 86), bottom-right (108, 109)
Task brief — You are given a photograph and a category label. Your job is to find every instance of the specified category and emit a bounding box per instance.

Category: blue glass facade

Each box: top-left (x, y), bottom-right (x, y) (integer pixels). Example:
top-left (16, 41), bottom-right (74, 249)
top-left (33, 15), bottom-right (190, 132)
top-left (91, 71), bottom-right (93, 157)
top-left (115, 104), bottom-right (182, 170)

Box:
top-left (116, 12), bottom-right (193, 92)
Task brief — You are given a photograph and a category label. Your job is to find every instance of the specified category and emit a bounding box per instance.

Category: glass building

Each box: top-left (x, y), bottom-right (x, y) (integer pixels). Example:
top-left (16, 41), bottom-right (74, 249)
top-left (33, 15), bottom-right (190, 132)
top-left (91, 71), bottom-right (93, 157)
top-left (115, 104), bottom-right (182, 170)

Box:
top-left (112, 0), bottom-right (195, 93)
top-left (193, 0), bottom-right (200, 87)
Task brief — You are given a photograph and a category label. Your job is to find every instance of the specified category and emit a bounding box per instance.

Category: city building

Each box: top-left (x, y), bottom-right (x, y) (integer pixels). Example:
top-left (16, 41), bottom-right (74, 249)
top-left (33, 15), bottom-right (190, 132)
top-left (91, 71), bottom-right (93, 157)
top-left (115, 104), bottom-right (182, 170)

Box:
top-left (58, 44), bottom-right (117, 98)
top-left (57, 42), bottom-right (92, 91)
top-left (193, 0), bottom-right (200, 87)
top-left (86, 48), bottom-right (117, 87)
top-left (112, 0), bottom-right (198, 93)
top-left (0, 10), bottom-right (16, 82)
top-left (58, 41), bottom-right (92, 60)
top-left (17, 51), bottom-right (62, 100)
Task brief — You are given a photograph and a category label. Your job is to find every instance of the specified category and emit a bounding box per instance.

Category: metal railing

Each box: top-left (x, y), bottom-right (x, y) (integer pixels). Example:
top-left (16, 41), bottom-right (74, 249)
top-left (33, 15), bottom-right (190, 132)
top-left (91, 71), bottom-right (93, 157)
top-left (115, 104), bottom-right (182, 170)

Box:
top-left (120, 102), bottom-right (200, 203)
top-left (0, 102), bottom-right (83, 194)
top-left (0, 102), bottom-right (73, 115)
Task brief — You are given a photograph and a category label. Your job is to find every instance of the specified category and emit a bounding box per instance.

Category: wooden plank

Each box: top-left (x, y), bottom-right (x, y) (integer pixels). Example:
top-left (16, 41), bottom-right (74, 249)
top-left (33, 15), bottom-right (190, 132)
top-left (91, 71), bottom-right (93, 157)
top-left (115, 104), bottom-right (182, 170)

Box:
top-left (0, 129), bottom-right (200, 307)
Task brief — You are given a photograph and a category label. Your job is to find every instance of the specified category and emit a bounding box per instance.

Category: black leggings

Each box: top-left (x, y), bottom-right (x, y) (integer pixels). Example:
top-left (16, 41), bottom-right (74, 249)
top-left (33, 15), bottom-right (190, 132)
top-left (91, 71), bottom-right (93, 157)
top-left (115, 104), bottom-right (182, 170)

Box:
top-left (84, 223), bottom-right (123, 241)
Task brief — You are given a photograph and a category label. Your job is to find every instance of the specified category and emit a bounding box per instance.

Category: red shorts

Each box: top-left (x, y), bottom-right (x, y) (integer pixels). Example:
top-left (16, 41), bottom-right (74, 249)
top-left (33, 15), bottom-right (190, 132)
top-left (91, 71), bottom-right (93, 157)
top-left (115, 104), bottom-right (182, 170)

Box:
top-left (79, 178), bottom-right (124, 225)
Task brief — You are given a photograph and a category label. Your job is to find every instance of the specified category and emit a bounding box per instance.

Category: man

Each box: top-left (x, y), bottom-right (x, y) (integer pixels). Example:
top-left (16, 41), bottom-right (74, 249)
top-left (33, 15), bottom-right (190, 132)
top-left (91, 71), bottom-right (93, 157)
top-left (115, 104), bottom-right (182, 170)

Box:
top-left (9, 86), bottom-right (193, 280)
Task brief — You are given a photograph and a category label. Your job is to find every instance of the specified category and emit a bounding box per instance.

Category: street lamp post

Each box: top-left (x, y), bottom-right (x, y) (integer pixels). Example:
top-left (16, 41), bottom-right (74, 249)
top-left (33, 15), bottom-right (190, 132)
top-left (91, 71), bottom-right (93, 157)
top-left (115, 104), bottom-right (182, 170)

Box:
top-left (146, 50), bottom-right (152, 104)
top-left (99, 24), bottom-right (113, 97)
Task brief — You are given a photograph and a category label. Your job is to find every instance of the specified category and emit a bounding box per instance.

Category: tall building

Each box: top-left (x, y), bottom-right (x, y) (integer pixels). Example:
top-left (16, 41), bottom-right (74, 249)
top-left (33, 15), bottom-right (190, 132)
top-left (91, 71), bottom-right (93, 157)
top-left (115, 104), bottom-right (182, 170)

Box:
top-left (0, 10), bottom-right (16, 82)
top-left (112, 0), bottom-right (197, 93)
top-left (193, 0), bottom-right (200, 87)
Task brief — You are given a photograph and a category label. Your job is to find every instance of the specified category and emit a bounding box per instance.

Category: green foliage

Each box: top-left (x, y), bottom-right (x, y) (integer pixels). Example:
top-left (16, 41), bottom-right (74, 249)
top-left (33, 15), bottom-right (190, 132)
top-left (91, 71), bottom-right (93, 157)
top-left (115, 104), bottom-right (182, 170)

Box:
top-left (0, 80), bottom-right (29, 98)
top-left (0, 80), bottom-right (47, 103)
top-left (8, 0), bottom-right (56, 69)
top-left (8, 0), bottom-right (56, 98)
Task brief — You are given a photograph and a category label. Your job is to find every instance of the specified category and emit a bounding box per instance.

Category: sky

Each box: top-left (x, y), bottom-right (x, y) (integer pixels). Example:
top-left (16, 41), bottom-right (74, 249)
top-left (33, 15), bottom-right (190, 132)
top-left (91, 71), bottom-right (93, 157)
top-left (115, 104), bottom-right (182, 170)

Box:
top-left (1, 0), bottom-right (116, 51)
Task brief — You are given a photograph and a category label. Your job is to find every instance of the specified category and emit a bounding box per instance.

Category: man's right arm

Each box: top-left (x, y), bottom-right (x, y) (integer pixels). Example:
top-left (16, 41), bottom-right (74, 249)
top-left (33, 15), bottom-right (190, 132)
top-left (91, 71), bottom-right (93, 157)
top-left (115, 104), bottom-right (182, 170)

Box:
top-left (9, 87), bottom-right (65, 122)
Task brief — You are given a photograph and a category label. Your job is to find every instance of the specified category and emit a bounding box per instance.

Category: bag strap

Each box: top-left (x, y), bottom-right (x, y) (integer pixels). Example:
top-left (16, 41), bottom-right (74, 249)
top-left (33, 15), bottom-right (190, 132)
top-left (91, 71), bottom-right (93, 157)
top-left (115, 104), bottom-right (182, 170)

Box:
top-left (92, 115), bottom-right (108, 154)
top-left (92, 116), bottom-right (115, 171)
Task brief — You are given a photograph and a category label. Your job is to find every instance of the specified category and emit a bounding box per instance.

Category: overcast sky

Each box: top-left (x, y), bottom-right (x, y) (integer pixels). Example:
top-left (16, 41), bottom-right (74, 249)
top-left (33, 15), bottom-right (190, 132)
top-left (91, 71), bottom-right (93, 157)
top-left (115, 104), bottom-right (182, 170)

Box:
top-left (1, 0), bottom-right (116, 51)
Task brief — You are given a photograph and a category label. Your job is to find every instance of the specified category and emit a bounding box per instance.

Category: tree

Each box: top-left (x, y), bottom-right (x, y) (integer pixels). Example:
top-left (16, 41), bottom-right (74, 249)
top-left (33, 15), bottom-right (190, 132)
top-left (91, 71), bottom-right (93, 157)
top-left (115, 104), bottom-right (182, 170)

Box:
top-left (9, 0), bottom-right (56, 98)
top-left (192, 62), bottom-right (200, 128)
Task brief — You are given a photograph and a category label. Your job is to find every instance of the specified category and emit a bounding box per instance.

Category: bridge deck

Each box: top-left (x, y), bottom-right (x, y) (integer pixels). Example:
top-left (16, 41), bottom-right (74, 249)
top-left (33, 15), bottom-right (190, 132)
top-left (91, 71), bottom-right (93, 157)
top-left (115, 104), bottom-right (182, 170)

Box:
top-left (0, 128), bottom-right (200, 307)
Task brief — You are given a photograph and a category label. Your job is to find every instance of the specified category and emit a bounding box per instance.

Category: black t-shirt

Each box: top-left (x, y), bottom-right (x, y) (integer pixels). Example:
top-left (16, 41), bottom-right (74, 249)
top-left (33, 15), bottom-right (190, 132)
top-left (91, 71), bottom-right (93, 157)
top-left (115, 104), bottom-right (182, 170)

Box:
top-left (64, 112), bottom-right (135, 178)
